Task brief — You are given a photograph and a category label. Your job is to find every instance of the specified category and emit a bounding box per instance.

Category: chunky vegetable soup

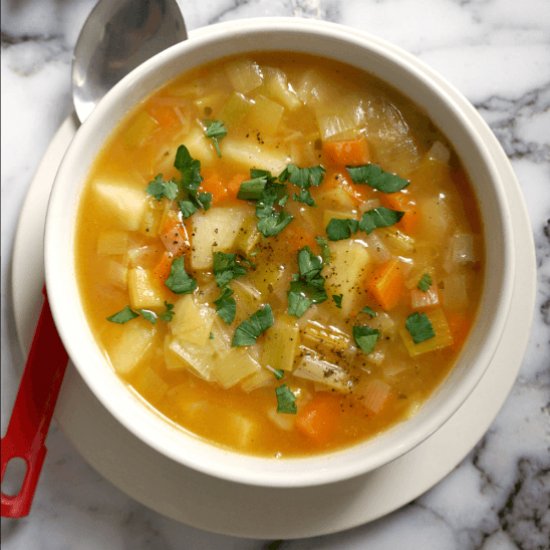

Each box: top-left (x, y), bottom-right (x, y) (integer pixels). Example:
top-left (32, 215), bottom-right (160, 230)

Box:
top-left (76, 53), bottom-right (483, 457)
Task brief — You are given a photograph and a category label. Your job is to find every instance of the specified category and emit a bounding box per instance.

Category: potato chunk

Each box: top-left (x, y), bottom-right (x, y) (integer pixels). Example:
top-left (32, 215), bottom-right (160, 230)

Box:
top-left (109, 320), bottom-right (156, 375)
top-left (170, 295), bottom-right (215, 346)
top-left (323, 240), bottom-right (371, 316)
top-left (128, 267), bottom-right (165, 309)
top-left (91, 180), bottom-right (147, 231)
top-left (190, 206), bottom-right (253, 270)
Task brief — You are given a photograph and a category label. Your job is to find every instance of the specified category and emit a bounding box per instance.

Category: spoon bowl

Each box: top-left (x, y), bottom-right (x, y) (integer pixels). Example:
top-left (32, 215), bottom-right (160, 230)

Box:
top-left (72, 0), bottom-right (187, 122)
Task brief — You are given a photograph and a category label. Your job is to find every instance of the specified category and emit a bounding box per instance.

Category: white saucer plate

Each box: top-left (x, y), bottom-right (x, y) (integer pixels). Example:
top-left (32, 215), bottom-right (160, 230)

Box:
top-left (11, 25), bottom-right (535, 539)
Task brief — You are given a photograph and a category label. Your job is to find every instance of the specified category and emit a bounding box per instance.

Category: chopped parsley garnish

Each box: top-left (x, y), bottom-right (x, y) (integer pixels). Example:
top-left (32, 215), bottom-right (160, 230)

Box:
top-left (237, 169), bottom-right (293, 237)
top-left (279, 164), bottom-right (325, 188)
top-left (107, 303), bottom-right (174, 325)
top-left (275, 384), bottom-right (297, 414)
top-left (326, 208), bottom-right (403, 241)
top-left (361, 305), bottom-right (377, 318)
top-left (232, 305), bottom-right (274, 347)
top-left (146, 174), bottom-right (178, 201)
top-left (353, 325), bottom-right (380, 354)
top-left (214, 286), bottom-right (236, 324)
top-left (165, 256), bottom-right (197, 294)
top-left (257, 209), bottom-right (294, 237)
top-left (237, 177), bottom-right (267, 200)
top-left (158, 301), bottom-right (175, 321)
top-left (209, 332), bottom-right (215, 340)
top-left (266, 364), bottom-right (285, 380)
top-left (346, 163), bottom-right (409, 193)
top-left (173, 144), bottom-right (212, 212)
top-left (293, 188), bottom-right (315, 206)
top-left (106, 306), bottom-right (139, 324)
top-left (417, 273), bottom-right (433, 292)
top-left (358, 207), bottom-right (404, 234)
top-left (315, 236), bottom-right (331, 263)
top-left (138, 309), bottom-right (158, 324)
top-left (203, 119), bottom-right (227, 157)
top-left (178, 199), bottom-right (197, 219)
top-left (213, 252), bottom-right (248, 287)
top-left (288, 246), bottom-right (328, 317)
top-left (332, 294), bottom-right (343, 308)
top-left (405, 312), bottom-right (435, 343)
top-left (279, 163), bottom-right (325, 206)
top-left (326, 218), bottom-right (359, 241)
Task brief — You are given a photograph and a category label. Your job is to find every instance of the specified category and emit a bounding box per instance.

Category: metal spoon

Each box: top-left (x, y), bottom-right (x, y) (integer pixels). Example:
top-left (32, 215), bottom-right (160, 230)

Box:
top-left (1, 0), bottom-right (187, 518)
top-left (73, 0), bottom-right (187, 122)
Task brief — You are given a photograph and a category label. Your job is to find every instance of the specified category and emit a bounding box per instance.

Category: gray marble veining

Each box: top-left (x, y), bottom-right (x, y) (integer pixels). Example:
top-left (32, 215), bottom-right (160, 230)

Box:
top-left (1, 0), bottom-right (549, 548)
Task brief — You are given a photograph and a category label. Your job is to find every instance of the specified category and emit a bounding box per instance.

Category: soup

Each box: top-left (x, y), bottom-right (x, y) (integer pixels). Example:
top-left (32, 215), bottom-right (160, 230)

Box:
top-left (75, 53), bottom-right (483, 457)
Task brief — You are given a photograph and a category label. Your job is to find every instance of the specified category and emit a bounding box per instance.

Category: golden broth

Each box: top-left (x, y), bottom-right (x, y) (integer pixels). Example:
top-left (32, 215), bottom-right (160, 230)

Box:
top-left (75, 53), bottom-right (484, 457)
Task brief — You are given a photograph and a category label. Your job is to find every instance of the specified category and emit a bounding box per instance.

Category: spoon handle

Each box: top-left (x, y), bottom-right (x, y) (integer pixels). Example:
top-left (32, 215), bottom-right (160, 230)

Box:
top-left (1, 289), bottom-right (68, 518)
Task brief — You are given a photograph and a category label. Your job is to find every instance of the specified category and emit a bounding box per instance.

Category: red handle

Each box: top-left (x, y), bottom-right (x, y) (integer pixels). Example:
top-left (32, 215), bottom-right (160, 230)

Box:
top-left (1, 289), bottom-right (68, 517)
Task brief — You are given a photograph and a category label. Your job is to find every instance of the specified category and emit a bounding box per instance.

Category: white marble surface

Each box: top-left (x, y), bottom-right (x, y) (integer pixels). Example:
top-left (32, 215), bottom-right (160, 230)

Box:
top-left (1, 0), bottom-right (549, 548)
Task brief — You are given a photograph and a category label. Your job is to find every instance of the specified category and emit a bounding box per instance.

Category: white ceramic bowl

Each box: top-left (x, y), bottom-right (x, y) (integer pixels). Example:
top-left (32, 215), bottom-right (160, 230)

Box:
top-left (45, 18), bottom-right (514, 488)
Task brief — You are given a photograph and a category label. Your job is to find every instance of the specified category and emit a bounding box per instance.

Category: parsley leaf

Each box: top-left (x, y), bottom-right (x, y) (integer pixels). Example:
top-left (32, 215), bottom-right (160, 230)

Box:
top-left (361, 305), bottom-right (377, 318)
top-left (178, 200), bottom-right (197, 219)
top-left (213, 252), bottom-right (248, 288)
top-left (353, 325), bottom-right (380, 354)
top-left (138, 309), bottom-right (158, 324)
top-left (107, 306), bottom-right (139, 324)
top-left (287, 247), bottom-right (328, 317)
top-left (279, 164), bottom-right (325, 207)
top-left (203, 120), bottom-right (227, 157)
top-left (237, 177), bottom-right (267, 200)
top-left (275, 384), bottom-right (297, 414)
top-left (214, 287), bottom-right (236, 324)
top-left (332, 294), bottom-right (343, 308)
top-left (326, 218), bottom-right (359, 241)
top-left (358, 207), bottom-right (404, 235)
top-left (232, 305), bottom-right (274, 347)
top-left (293, 189), bottom-right (315, 206)
top-left (165, 256), bottom-right (197, 294)
top-left (279, 164), bottom-right (325, 189)
top-left (238, 171), bottom-right (294, 237)
top-left (315, 236), bottom-right (331, 263)
top-left (417, 273), bottom-right (433, 292)
top-left (405, 312), bottom-right (435, 343)
top-left (173, 145), bottom-right (212, 214)
top-left (257, 209), bottom-right (293, 237)
top-left (158, 302), bottom-right (175, 321)
top-left (346, 163), bottom-right (409, 193)
top-left (146, 174), bottom-right (178, 201)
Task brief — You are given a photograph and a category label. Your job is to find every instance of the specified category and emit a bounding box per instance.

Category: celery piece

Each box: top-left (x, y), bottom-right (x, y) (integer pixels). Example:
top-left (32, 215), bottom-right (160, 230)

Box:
top-left (124, 111), bottom-right (159, 148)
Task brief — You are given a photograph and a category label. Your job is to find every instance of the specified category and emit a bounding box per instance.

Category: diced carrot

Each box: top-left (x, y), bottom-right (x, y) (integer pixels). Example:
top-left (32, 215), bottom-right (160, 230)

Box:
top-left (146, 103), bottom-right (180, 129)
top-left (358, 379), bottom-right (393, 415)
top-left (159, 214), bottom-right (189, 256)
top-left (200, 170), bottom-right (228, 204)
top-left (446, 312), bottom-right (472, 352)
top-left (227, 173), bottom-right (248, 200)
top-left (285, 224), bottom-right (317, 254)
top-left (366, 259), bottom-right (405, 311)
top-left (323, 137), bottom-right (370, 166)
top-left (381, 191), bottom-right (419, 234)
top-left (152, 251), bottom-right (173, 282)
top-left (295, 393), bottom-right (342, 445)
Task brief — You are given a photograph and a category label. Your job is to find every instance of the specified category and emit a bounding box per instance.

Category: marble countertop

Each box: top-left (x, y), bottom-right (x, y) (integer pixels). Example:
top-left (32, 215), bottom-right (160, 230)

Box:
top-left (1, 0), bottom-right (549, 548)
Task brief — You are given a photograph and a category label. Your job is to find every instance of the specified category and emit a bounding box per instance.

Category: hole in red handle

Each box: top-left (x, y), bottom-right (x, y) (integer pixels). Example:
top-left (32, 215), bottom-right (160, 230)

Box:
top-left (1, 457), bottom-right (28, 497)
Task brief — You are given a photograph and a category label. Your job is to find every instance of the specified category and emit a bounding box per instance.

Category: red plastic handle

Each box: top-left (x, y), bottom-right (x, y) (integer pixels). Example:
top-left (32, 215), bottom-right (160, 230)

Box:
top-left (1, 289), bottom-right (68, 517)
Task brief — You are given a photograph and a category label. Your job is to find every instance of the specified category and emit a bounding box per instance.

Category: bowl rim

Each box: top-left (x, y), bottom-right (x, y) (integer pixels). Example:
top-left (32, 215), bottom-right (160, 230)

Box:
top-left (44, 17), bottom-right (515, 488)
